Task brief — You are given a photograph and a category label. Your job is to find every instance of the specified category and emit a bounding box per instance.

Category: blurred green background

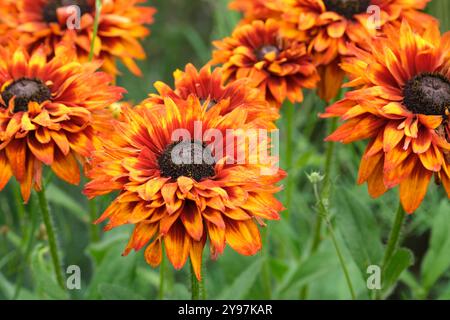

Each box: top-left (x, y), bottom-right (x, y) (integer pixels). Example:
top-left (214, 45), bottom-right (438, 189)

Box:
top-left (0, 0), bottom-right (449, 300)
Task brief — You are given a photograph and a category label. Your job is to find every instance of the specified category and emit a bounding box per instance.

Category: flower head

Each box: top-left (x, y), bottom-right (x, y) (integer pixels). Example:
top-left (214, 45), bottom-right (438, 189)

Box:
top-left (229, 0), bottom-right (283, 21)
top-left (0, 43), bottom-right (125, 202)
top-left (2, 0), bottom-right (156, 76)
top-left (147, 63), bottom-right (279, 129)
top-left (212, 19), bottom-right (319, 107)
top-left (322, 21), bottom-right (450, 213)
top-left (281, 0), bottom-right (436, 102)
top-left (84, 95), bottom-right (286, 280)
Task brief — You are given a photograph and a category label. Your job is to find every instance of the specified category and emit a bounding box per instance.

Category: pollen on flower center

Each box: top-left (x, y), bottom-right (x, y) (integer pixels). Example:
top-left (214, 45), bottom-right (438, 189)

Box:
top-left (323, 0), bottom-right (371, 19)
top-left (1, 78), bottom-right (52, 112)
top-left (158, 140), bottom-right (216, 181)
top-left (403, 73), bottom-right (450, 116)
top-left (43, 0), bottom-right (92, 23)
top-left (256, 45), bottom-right (280, 61)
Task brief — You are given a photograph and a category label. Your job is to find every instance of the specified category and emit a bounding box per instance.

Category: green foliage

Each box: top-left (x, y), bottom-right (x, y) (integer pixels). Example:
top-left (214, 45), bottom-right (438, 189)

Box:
top-left (0, 0), bottom-right (449, 301)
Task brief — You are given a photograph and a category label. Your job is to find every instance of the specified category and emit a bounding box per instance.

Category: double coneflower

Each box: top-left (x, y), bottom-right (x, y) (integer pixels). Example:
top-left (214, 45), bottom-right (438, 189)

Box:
top-left (84, 74), bottom-right (286, 279)
top-left (0, 43), bottom-right (124, 201)
top-left (323, 21), bottom-right (450, 213)
top-left (212, 18), bottom-right (319, 107)
top-left (0, 0), bottom-right (156, 76)
top-left (280, 0), bottom-right (436, 102)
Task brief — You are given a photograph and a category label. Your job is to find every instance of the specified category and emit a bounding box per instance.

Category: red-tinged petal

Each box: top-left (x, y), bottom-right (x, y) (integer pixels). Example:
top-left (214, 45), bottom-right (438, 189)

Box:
top-left (367, 160), bottom-right (388, 198)
top-left (51, 151), bottom-right (80, 185)
top-left (5, 139), bottom-right (26, 182)
top-left (190, 238), bottom-right (205, 281)
top-left (400, 164), bottom-right (432, 213)
top-left (159, 210), bottom-right (182, 235)
top-left (164, 221), bottom-right (191, 270)
top-left (383, 121), bottom-right (404, 152)
top-left (180, 203), bottom-right (203, 241)
top-left (418, 145), bottom-right (443, 172)
top-left (123, 222), bottom-right (158, 255)
top-left (0, 152), bottom-right (12, 190)
top-left (50, 130), bottom-right (70, 155)
top-left (27, 135), bottom-right (54, 165)
top-left (225, 218), bottom-right (261, 256)
top-left (202, 208), bottom-right (225, 229)
top-left (206, 221), bottom-right (225, 255)
top-left (358, 151), bottom-right (383, 184)
top-left (412, 129), bottom-right (432, 154)
top-left (144, 238), bottom-right (162, 267)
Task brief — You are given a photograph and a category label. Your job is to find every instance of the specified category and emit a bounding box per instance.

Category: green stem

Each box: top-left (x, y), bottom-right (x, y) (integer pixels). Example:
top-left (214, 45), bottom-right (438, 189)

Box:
top-left (88, 199), bottom-right (100, 242)
top-left (285, 103), bottom-right (295, 216)
top-left (261, 227), bottom-right (272, 299)
top-left (37, 185), bottom-right (65, 289)
top-left (190, 261), bottom-right (200, 300)
top-left (13, 196), bottom-right (38, 300)
top-left (313, 184), bottom-right (356, 300)
top-left (88, 0), bottom-right (103, 61)
top-left (382, 204), bottom-right (406, 269)
top-left (300, 115), bottom-right (339, 299)
top-left (310, 117), bottom-right (338, 252)
top-left (159, 248), bottom-right (165, 300)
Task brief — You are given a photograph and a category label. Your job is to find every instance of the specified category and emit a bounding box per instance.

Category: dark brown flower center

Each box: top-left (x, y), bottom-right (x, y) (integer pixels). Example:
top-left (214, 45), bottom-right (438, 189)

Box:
top-left (323, 0), bottom-right (371, 19)
top-left (43, 0), bottom-right (92, 23)
top-left (403, 73), bottom-right (450, 116)
top-left (256, 45), bottom-right (280, 61)
top-left (158, 140), bottom-right (216, 181)
top-left (1, 78), bottom-right (52, 112)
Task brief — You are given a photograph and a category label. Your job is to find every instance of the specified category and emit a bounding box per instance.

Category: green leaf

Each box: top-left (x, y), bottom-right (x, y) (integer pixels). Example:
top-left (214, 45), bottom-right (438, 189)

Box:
top-left (99, 283), bottom-right (145, 300)
top-left (382, 248), bottom-right (414, 297)
top-left (31, 245), bottom-right (69, 300)
top-left (421, 201), bottom-right (450, 291)
top-left (336, 189), bottom-right (384, 277)
top-left (274, 243), bottom-right (339, 298)
top-left (218, 257), bottom-right (263, 300)
top-left (46, 184), bottom-right (88, 223)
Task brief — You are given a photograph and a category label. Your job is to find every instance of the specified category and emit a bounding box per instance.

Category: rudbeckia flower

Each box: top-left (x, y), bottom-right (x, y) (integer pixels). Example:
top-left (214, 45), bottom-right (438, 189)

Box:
top-left (84, 96), bottom-right (286, 280)
top-left (147, 63), bottom-right (279, 129)
top-left (229, 0), bottom-right (283, 21)
top-left (281, 0), bottom-right (436, 102)
top-left (2, 0), bottom-right (156, 76)
top-left (212, 19), bottom-right (319, 107)
top-left (322, 21), bottom-right (450, 213)
top-left (0, 44), bottom-right (125, 202)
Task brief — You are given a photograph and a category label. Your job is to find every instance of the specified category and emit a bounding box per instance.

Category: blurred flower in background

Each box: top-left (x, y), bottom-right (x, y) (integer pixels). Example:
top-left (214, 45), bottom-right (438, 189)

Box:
top-left (279, 0), bottom-right (437, 102)
top-left (147, 63), bottom-right (280, 129)
top-left (212, 19), bottom-right (319, 107)
top-left (0, 0), bottom-right (156, 76)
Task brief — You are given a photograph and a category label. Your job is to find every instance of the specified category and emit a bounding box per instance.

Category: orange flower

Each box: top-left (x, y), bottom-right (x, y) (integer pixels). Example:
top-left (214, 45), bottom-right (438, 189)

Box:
top-left (84, 96), bottom-right (286, 280)
top-left (322, 21), bottom-right (450, 213)
top-left (229, 0), bottom-right (283, 21)
top-left (2, 0), bottom-right (156, 76)
top-left (0, 44), bottom-right (125, 202)
top-left (212, 19), bottom-right (319, 107)
top-left (147, 63), bottom-right (279, 129)
top-left (281, 0), bottom-right (436, 102)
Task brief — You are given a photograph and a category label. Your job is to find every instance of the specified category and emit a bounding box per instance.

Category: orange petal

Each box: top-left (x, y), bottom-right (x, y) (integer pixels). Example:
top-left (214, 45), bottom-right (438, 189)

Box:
top-left (399, 164), bottom-right (432, 213)
top-left (0, 152), bottom-right (12, 190)
top-left (180, 203), bottom-right (203, 241)
top-left (189, 238), bottom-right (205, 281)
top-left (225, 218), bottom-right (261, 256)
top-left (144, 238), bottom-right (162, 267)
top-left (50, 151), bottom-right (80, 185)
top-left (164, 221), bottom-right (191, 270)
